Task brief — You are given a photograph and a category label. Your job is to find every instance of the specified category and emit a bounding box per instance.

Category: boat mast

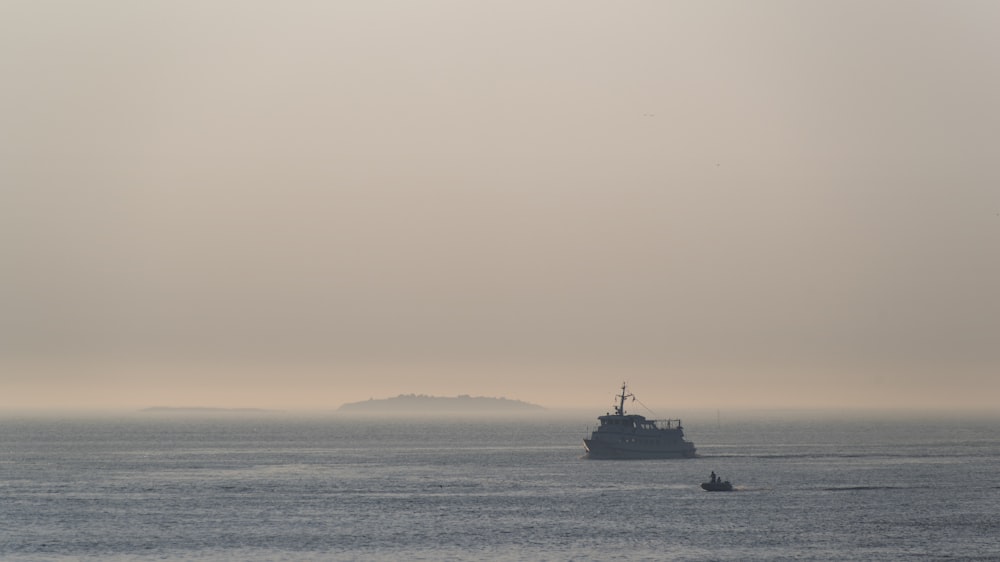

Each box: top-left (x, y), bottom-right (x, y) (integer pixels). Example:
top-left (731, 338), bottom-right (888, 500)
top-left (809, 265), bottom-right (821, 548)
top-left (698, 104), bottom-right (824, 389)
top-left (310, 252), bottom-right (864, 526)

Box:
top-left (616, 382), bottom-right (633, 416)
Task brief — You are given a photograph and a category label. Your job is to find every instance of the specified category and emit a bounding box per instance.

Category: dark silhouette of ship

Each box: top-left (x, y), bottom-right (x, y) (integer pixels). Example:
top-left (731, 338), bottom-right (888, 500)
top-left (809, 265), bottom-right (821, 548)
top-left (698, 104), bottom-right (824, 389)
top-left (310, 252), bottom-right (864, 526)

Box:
top-left (583, 383), bottom-right (696, 459)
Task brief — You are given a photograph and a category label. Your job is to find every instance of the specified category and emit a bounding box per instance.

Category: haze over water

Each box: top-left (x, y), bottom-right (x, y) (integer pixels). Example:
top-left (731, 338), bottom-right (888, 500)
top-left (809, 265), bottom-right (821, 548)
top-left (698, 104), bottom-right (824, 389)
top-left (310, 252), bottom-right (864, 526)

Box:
top-left (3, 1), bottom-right (999, 413)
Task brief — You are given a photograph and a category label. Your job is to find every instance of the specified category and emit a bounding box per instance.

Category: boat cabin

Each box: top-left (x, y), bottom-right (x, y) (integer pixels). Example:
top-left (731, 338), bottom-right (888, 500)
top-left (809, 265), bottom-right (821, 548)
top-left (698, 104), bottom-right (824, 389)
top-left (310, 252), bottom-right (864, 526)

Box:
top-left (597, 414), bottom-right (681, 431)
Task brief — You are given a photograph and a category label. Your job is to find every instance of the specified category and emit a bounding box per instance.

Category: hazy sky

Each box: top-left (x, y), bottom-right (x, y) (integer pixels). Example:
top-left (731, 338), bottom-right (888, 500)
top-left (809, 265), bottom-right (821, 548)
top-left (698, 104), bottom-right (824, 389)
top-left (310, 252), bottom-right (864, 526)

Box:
top-left (2, 1), bottom-right (998, 412)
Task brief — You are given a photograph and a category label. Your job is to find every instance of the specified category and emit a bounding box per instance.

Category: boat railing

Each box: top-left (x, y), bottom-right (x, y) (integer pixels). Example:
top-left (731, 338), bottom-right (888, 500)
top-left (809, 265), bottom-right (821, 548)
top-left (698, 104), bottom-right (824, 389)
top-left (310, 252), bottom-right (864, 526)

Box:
top-left (650, 418), bottom-right (683, 429)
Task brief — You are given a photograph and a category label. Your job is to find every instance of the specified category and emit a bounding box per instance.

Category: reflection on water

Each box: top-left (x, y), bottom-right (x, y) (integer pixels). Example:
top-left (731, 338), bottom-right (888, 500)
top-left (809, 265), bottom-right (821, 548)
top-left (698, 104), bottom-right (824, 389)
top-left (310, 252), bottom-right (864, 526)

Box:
top-left (1, 413), bottom-right (999, 560)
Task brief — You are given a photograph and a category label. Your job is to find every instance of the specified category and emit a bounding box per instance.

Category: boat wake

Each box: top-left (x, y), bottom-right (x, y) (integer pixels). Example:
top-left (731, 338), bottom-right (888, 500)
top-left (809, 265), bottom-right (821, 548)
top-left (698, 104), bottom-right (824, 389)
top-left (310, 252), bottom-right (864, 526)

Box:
top-left (823, 485), bottom-right (929, 492)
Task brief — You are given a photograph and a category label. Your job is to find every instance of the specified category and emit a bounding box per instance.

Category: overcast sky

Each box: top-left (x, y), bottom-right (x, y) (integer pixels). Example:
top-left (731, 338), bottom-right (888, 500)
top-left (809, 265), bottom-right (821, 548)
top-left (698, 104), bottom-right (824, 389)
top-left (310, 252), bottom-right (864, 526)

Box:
top-left (2, 1), bottom-right (998, 412)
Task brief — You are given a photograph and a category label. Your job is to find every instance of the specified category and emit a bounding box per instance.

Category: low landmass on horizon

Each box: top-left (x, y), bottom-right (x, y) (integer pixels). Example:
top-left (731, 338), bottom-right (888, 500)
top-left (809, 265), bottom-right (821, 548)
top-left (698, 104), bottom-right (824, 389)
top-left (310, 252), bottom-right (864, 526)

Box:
top-left (141, 407), bottom-right (275, 413)
top-left (337, 394), bottom-right (545, 415)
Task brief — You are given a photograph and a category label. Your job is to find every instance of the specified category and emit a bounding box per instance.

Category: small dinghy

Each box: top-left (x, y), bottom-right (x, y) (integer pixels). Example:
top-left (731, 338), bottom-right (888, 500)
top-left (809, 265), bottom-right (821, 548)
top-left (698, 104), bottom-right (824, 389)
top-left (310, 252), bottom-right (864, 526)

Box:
top-left (701, 471), bottom-right (733, 492)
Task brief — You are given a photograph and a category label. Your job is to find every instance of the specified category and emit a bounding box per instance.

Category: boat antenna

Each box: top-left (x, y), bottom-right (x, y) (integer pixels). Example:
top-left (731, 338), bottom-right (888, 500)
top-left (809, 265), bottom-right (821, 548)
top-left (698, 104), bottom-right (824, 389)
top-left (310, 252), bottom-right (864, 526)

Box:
top-left (615, 382), bottom-right (633, 416)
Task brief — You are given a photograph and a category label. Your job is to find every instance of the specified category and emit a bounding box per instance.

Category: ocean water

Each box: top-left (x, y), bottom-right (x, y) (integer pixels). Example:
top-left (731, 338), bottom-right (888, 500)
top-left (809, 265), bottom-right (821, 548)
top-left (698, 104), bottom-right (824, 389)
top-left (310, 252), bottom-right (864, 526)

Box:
top-left (2, 412), bottom-right (999, 561)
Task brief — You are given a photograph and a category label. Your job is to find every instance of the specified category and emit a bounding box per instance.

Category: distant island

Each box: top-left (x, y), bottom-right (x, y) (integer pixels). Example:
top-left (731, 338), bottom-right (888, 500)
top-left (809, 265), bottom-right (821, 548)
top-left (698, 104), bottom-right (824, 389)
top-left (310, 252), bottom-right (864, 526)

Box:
top-left (140, 407), bottom-right (274, 413)
top-left (337, 394), bottom-right (545, 415)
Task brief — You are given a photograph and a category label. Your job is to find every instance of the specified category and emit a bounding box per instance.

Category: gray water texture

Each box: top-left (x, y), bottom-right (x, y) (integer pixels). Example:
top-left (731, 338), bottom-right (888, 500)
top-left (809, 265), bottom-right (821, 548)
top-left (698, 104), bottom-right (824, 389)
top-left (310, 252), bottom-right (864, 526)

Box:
top-left (2, 413), bottom-right (999, 560)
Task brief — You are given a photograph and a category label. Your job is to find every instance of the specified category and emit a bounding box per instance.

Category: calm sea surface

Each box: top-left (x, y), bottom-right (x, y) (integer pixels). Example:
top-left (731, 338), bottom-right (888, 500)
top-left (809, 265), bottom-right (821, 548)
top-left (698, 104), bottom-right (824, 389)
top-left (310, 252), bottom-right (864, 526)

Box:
top-left (2, 412), bottom-right (998, 561)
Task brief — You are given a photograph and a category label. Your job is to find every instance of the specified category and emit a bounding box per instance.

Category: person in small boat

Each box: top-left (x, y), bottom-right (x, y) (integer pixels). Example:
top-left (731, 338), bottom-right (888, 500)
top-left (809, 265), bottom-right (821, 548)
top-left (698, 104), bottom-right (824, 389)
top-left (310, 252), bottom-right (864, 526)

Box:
top-left (710, 471), bottom-right (717, 483)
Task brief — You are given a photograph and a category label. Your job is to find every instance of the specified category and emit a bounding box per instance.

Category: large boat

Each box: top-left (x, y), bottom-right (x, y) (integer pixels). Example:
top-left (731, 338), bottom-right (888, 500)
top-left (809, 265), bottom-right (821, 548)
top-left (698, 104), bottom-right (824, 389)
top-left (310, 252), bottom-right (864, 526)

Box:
top-left (583, 383), bottom-right (697, 459)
